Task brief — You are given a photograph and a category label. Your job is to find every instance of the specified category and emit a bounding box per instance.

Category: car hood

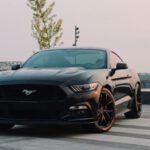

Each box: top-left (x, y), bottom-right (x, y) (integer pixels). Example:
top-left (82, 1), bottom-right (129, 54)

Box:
top-left (0, 68), bottom-right (107, 85)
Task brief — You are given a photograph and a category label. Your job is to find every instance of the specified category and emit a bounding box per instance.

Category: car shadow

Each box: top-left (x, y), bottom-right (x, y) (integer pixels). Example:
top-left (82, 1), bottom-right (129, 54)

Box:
top-left (0, 124), bottom-right (92, 138)
top-left (0, 115), bottom-right (134, 138)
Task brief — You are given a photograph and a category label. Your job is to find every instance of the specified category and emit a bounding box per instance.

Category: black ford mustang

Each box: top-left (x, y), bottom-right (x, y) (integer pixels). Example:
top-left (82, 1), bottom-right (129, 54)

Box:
top-left (0, 48), bottom-right (142, 132)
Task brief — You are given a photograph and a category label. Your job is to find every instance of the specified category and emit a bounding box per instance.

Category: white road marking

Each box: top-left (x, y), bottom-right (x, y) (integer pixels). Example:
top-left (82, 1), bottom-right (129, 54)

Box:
top-left (111, 126), bottom-right (150, 135)
top-left (70, 134), bottom-right (150, 147)
top-left (69, 117), bottom-right (150, 147)
top-left (115, 118), bottom-right (150, 127)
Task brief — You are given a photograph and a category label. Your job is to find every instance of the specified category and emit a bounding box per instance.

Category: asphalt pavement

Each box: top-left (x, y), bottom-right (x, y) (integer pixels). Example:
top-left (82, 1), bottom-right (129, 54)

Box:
top-left (0, 105), bottom-right (150, 150)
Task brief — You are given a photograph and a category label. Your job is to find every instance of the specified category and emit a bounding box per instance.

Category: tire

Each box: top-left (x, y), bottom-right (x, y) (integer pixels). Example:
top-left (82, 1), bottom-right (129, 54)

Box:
top-left (0, 124), bottom-right (14, 131)
top-left (125, 84), bottom-right (142, 119)
top-left (93, 88), bottom-right (115, 132)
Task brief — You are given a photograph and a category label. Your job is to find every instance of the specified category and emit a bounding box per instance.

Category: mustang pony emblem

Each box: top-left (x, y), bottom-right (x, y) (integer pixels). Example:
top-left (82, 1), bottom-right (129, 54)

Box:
top-left (22, 89), bottom-right (37, 96)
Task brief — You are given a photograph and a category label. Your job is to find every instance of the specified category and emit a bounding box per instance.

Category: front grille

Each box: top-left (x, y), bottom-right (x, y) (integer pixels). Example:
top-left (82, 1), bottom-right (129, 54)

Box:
top-left (0, 84), bottom-right (66, 101)
top-left (0, 101), bottom-right (64, 119)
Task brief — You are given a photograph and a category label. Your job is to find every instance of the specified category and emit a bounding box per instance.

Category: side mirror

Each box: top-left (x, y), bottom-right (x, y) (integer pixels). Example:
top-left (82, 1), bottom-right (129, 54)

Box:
top-left (109, 69), bottom-right (116, 77)
top-left (116, 63), bottom-right (128, 70)
top-left (108, 63), bottom-right (128, 77)
top-left (11, 64), bottom-right (21, 70)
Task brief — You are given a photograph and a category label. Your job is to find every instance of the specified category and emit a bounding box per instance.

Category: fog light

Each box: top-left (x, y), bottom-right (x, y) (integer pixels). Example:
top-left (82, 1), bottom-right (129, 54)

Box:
top-left (69, 106), bottom-right (78, 110)
top-left (69, 105), bottom-right (88, 110)
top-left (78, 106), bottom-right (88, 110)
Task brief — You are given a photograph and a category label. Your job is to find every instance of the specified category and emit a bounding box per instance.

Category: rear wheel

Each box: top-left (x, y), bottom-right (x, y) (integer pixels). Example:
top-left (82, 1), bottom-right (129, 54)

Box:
top-left (0, 124), bottom-right (14, 131)
top-left (93, 88), bottom-right (115, 132)
top-left (125, 84), bottom-right (142, 118)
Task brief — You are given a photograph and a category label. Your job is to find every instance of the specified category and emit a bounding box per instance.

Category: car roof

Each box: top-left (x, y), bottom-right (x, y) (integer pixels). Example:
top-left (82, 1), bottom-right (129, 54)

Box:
top-left (36, 47), bottom-right (109, 53)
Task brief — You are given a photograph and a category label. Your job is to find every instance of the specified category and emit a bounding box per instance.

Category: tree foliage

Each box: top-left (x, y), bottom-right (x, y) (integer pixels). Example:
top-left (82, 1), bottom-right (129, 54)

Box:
top-left (27, 0), bottom-right (63, 50)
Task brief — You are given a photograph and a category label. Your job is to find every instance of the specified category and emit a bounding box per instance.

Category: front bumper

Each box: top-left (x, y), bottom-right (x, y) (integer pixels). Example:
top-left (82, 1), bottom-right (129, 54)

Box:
top-left (0, 86), bottom-right (101, 125)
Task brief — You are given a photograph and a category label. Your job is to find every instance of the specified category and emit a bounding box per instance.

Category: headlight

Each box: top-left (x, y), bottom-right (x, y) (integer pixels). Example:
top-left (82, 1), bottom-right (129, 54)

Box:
top-left (70, 82), bottom-right (98, 93)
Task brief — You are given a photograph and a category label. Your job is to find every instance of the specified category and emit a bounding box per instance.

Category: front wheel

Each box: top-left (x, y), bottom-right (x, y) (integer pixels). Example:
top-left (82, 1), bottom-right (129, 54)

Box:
top-left (93, 88), bottom-right (115, 132)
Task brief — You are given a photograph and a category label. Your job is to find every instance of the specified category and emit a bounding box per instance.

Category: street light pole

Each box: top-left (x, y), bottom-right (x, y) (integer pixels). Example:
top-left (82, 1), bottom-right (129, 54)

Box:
top-left (73, 25), bottom-right (80, 47)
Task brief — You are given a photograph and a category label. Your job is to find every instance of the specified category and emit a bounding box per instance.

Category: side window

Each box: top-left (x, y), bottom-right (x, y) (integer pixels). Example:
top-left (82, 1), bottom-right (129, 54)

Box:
top-left (110, 52), bottom-right (123, 69)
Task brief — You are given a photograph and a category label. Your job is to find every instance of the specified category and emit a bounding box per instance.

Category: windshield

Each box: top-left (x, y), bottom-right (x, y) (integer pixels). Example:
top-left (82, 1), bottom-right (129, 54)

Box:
top-left (23, 49), bottom-right (107, 69)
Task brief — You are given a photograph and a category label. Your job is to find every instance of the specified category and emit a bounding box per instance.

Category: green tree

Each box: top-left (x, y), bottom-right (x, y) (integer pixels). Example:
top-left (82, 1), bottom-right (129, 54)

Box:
top-left (27, 0), bottom-right (63, 50)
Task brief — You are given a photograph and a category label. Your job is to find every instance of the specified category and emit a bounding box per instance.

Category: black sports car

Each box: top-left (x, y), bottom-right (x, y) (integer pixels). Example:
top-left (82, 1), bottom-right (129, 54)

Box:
top-left (0, 48), bottom-right (142, 132)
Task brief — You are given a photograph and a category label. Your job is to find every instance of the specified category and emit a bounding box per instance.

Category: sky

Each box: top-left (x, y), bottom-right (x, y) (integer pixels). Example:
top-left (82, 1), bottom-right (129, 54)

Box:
top-left (0, 0), bottom-right (150, 72)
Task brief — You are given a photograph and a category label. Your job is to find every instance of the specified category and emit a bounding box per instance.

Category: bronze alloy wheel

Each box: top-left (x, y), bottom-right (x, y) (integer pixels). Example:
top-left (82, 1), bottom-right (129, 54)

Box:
top-left (125, 84), bottom-right (142, 118)
top-left (136, 84), bottom-right (142, 117)
top-left (94, 88), bottom-right (115, 132)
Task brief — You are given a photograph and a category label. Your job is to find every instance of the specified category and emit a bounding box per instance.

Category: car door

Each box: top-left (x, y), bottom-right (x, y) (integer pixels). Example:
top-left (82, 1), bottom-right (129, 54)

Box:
top-left (109, 52), bottom-right (132, 102)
